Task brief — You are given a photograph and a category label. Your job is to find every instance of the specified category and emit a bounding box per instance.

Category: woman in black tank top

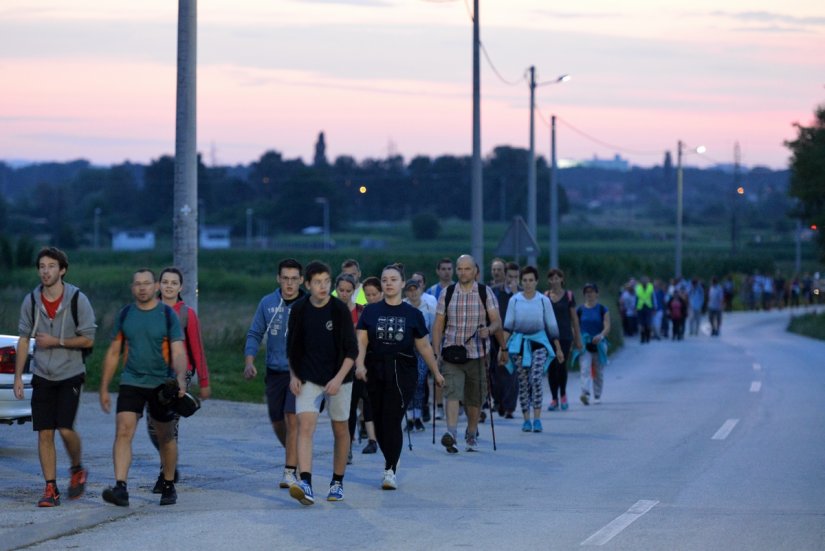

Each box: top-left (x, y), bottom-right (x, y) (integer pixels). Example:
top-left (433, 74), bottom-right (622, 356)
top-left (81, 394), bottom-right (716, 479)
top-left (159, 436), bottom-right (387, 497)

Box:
top-left (544, 268), bottom-right (582, 411)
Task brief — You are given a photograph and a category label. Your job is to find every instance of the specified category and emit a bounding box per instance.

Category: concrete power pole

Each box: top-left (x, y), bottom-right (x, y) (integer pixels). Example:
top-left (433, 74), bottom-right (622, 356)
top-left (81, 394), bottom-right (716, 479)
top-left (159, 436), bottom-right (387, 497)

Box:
top-left (549, 114), bottom-right (558, 269)
top-left (471, 0), bottom-right (484, 279)
top-left (731, 141), bottom-right (741, 255)
top-left (527, 66), bottom-right (537, 267)
top-left (173, 0), bottom-right (198, 310)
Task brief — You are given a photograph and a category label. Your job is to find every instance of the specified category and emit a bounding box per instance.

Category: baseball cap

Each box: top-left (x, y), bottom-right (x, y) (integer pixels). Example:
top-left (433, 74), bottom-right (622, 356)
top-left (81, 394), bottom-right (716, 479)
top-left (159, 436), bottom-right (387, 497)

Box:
top-left (582, 282), bottom-right (599, 293)
top-left (404, 278), bottom-right (420, 290)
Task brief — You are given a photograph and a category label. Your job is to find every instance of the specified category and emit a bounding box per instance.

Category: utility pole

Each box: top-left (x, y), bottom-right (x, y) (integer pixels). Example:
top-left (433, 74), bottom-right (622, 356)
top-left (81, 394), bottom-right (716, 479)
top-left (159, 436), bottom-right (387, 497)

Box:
top-left (675, 140), bottom-right (684, 279)
top-left (470, 0), bottom-right (484, 278)
top-left (173, 0), bottom-right (198, 310)
top-left (731, 141), bottom-right (741, 255)
top-left (549, 114), bottom-right (559, 269)
top-left (527, 66), bottom-right (537, 267)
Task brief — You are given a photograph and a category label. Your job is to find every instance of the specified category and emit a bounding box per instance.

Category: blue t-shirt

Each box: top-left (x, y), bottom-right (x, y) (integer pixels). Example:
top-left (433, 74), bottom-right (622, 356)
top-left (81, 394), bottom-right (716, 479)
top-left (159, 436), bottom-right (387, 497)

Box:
top-left (357, 300), bottom-right (429, 356)
top-left (114, 303), bottom-right (183, 388)
top-left (577, 303), bottom-right (607, 337)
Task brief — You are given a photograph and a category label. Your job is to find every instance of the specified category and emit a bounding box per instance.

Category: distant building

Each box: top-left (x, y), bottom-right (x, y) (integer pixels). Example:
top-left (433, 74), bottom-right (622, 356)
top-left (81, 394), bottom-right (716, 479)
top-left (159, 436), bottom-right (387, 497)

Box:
top-left (582, 154), bottom-right (630, 172)
top-left (199, 226), bottom-right (231, 249)
top-left (112, 229), bottom-right (155, 251)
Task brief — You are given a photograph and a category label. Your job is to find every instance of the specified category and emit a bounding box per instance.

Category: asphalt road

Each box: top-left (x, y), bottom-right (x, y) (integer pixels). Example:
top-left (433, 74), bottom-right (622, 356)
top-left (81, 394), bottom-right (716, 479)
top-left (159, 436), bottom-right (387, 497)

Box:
top-left (1, 308), bottom-right (824, 551)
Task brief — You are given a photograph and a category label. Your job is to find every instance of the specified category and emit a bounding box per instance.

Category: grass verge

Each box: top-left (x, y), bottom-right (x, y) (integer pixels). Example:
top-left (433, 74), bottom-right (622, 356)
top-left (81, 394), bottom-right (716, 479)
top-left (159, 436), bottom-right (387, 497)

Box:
top-left (787, 311), bottom-right (825, 341)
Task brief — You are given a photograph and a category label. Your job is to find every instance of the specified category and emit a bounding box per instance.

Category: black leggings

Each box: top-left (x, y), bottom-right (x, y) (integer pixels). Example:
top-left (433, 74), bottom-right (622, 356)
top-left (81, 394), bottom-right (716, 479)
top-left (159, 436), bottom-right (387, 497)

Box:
top-left (348, 378), bottom-right (373, 441)
top-left (368, 379), bottom-right (407, 472)
top-left (547, 339), bottom-right (572, 401)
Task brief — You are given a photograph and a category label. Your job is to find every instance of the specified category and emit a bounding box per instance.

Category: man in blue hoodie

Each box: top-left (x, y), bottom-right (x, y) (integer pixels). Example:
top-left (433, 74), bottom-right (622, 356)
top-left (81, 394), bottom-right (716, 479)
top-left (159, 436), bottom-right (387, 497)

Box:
top-left (244, 258), bottom-right (306, 489)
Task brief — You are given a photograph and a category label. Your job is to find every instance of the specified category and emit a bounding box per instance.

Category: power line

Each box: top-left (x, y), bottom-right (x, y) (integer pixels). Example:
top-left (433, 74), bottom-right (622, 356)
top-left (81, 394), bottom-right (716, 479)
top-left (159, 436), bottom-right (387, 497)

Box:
top-left (480, 42), bottom-right (525, 86)
top-left (552, 114), bottom-right (664, 157)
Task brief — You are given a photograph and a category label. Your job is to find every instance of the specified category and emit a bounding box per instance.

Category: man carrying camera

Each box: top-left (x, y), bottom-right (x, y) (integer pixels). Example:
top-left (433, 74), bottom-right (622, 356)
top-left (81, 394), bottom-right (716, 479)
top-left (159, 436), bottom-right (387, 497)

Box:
top-left (99, 268), bottom-right (187, 507)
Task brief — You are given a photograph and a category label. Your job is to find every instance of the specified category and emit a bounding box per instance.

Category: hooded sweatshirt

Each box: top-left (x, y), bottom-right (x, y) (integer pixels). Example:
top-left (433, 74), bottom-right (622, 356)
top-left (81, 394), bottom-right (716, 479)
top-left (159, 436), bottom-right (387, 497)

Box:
top-left (18, 282), bottom-right (97, 381)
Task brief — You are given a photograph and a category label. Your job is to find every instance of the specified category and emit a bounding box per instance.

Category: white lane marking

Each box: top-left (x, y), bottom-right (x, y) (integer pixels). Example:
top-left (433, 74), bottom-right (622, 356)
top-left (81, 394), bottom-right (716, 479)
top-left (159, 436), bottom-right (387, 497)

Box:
top-left (581, 500), bottom-right (659, 546)
top-left (712, 419), bottom-right (740, 440)
top-left (753, 363), bottom-right (762, 371)
top-left (750, 381), bottom-right (762, 392)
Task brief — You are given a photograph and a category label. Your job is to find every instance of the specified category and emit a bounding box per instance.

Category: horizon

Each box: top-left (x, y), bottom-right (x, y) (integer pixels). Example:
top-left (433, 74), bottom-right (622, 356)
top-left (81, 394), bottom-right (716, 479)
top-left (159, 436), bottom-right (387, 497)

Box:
top-left (2, 1), bottom-right (823, 171)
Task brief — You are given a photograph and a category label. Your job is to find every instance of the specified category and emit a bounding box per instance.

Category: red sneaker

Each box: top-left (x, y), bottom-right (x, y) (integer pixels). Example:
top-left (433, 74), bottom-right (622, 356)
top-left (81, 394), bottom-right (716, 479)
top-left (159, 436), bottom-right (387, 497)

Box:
top-left (37, 483), bottom-right (61, 507)
top-left (68, 466), bottom-right (87, 499)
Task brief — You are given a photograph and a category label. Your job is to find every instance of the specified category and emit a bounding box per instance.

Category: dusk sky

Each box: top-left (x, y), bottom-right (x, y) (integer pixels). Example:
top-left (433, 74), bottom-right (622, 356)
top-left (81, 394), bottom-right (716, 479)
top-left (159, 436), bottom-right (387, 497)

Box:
top-left (1, 0), bottom-right (823, 170)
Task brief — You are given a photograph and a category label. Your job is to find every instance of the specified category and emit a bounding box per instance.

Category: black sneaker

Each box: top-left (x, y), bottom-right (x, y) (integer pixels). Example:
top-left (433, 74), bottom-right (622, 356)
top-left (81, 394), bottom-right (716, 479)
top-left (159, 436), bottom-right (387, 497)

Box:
top-left (414, 418), bottom-right (426, 432)
top-left (152, 469), bottom-right (179, 494)
top-left (362, 440), bottom-right (378, 454)
top-left (152, 473), bottom-right (164, 494)
top-left (441, 432), bottom-right (459, 454)
top-left (160, 482), bottom-right (177, 506)
top-left (102, 485), bottom-right (129, 507)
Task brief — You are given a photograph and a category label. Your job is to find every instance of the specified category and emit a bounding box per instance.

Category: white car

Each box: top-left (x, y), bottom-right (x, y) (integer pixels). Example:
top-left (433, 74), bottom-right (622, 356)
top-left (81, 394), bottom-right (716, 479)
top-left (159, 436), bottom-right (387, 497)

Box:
top-left (0, 334), bottom-right (33, 425)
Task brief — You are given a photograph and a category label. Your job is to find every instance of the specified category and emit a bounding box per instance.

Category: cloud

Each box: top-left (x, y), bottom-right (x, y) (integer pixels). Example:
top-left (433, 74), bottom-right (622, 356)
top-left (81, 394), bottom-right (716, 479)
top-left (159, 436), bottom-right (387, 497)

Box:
top-left (293, 0), bottom-right (392, 6)
top-left (712, 10), bottom-right (825, 27)
top-left (15, 133), bottom-right (169, 147)
top-left (0, 115), bottom-right (82, 123)
top-left (731, 24), bottom-right (813, 34)
top-left (531, 9), bottom-right (622, 19)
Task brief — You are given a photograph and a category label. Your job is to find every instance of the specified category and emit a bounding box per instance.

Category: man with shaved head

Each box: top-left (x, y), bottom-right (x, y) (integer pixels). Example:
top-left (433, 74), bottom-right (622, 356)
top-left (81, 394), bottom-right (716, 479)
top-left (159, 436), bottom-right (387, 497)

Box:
top-left (431, 255), bottom-right (501, 453)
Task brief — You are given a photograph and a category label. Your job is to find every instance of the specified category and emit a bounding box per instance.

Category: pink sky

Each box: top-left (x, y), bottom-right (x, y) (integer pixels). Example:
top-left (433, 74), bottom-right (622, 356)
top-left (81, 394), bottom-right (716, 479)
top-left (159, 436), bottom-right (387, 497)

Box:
top-left (1, 0), bottom-right (823, 169)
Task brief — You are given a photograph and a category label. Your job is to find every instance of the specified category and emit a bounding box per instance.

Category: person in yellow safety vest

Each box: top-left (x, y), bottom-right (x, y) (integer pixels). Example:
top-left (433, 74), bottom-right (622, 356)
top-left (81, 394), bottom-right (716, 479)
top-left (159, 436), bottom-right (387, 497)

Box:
top-left (635, 276), bottom-right (655, 344)
top-left (332, 259), bottom-right (368, 306)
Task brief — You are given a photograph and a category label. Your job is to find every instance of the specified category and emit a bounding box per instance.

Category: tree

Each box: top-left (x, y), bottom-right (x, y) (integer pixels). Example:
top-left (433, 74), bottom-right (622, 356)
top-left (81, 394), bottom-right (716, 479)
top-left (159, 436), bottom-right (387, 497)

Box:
top-left (786, 103), bottom-right (825, 261)
top-left (314, 132), bottom-right (328, 168)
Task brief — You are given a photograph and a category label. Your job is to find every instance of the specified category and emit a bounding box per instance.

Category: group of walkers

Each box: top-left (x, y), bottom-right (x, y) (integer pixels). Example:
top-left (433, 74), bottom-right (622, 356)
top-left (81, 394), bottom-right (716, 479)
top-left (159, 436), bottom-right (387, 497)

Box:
top-left (14, 247), bottom-right (209, 508)
top-left (13, 247), bottom-right (616, 510)
top-left (243, 254), bottom-right (614, 506)
top-left (742, 271), bottom-right (822, 311)
top-left (618, 276), bottom-right (725, 341)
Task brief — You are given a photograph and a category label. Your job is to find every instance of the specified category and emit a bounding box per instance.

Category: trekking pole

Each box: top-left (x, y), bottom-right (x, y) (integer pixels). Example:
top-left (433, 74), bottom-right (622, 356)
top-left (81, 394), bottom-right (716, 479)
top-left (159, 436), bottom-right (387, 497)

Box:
top-left (432, 374), bottom-right (437, 445)
top-left (483, 347), bottom-right (497, 451)
top-left (403, 405), bottom-right (413, 451)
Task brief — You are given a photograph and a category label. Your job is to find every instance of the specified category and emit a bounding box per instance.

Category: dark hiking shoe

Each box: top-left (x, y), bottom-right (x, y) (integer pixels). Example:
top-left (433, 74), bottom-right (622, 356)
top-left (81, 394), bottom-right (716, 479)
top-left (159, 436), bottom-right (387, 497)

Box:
top-left (102, 485), bottom-right (129, 507)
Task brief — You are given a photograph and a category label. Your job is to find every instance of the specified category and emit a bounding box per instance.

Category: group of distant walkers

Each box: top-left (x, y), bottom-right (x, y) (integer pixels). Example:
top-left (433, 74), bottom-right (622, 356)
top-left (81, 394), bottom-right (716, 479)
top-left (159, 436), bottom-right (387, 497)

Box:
top-left (27, 246), bottom-right (803, 510)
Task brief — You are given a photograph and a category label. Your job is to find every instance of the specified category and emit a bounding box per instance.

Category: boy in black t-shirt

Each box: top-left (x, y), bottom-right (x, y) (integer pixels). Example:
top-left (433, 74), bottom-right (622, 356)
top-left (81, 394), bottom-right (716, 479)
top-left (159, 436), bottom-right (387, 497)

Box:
top-left (286, 261), bottom-right (358, 506)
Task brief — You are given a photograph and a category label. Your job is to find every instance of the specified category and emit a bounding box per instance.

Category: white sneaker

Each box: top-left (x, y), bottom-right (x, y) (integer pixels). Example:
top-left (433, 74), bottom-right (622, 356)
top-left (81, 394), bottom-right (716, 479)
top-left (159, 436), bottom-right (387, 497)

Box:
top-left (593, 397), bottom-right (602, 405)
top-left (279, 468), bottom-right (298, 489)
top-left (381, 469), bottom-right (397, 490)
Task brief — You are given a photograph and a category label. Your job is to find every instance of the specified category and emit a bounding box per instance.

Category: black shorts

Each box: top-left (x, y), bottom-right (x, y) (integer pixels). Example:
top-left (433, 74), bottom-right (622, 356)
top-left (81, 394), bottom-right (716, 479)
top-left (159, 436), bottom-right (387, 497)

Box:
top-left (265, 370), bottom-right (296, 423)
top-left (116, 385), bottom-right (176, 423)
top-left (31, 374), bottom-right (85, 432)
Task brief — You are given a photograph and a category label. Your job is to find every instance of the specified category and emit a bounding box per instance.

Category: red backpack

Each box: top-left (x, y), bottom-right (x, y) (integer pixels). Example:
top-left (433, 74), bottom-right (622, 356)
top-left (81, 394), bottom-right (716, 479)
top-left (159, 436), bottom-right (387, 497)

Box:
top-left (669, 298), bottom-right (683, 320)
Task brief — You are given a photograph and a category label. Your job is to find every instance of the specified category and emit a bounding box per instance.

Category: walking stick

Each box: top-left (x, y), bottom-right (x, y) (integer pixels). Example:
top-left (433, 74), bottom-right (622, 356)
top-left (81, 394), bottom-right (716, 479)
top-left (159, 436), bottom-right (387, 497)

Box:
top-left (403, 405), bottom-right (413, 451)
top-left (432, 374), bottom-right (437, 445)
top-left (483, 346), bottom-right (497, 451)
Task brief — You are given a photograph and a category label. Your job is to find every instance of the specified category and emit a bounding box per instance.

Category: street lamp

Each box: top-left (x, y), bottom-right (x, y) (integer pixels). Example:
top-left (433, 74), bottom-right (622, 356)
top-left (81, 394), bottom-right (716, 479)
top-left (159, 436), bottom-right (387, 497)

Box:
top-left (527, 69), bottom-right (569, 266)
top-left (315, 197), bottom-right (330, 251)
top-left (675, 140), bottom-right (706, 279)
top-left (549, 115), bottom-right (558, 269)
